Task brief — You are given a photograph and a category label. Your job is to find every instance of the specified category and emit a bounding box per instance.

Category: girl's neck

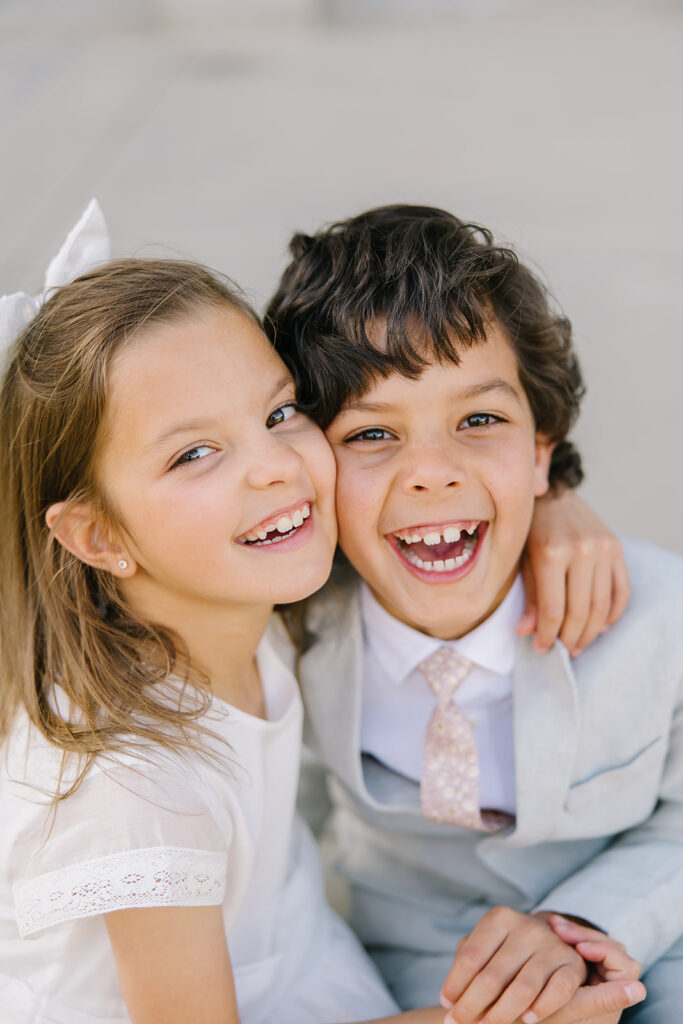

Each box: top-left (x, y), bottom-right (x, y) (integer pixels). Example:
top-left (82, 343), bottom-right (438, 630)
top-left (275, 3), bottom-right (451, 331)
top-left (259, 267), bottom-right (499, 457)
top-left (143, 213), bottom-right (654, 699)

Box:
top-left (122, 578), bottom-right (273, 716)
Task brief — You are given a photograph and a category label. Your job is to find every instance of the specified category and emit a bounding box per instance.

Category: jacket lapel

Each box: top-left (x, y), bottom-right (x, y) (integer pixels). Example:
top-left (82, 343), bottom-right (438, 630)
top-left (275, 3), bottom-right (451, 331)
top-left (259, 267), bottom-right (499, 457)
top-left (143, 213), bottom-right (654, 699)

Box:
top-left (480, 637), bottom-right (580, 881)
top-left (298, 576), bottom-right (368, 796)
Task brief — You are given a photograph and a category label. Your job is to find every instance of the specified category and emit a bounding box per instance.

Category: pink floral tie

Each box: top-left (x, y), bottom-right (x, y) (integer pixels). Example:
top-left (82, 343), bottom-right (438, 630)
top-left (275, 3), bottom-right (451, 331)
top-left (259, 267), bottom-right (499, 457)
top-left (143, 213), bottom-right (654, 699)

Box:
top-left (419, 646), bottom-right (511, 832)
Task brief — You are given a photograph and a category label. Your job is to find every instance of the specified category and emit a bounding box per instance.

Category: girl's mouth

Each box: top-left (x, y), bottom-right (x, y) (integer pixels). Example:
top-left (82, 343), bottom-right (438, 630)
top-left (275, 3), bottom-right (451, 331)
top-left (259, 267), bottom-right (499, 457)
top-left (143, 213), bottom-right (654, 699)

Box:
top-left (388, 520), bottom-right (487, 580)
top-left (237, 502), bottom-right (311, 547)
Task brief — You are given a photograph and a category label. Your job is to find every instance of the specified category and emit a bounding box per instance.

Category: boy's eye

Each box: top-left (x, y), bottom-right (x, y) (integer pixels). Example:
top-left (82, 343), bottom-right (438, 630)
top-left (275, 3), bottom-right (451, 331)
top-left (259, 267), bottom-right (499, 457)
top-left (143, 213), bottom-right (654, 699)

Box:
top-left (266, 402), bottom-right (298, 429)
top-left (172, 444), bottom-right (215, 469)
top-left (459, 413), bottom-right (503, 429)
top-left (345, 427), bottom-right (395, 443)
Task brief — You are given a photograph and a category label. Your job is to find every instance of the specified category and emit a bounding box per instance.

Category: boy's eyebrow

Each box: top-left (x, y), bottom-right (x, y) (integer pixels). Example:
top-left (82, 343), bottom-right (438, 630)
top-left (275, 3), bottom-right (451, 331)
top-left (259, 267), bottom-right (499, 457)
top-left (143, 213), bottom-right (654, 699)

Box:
top-left (145, 376), bottom-right (294, 451)
top-left (459, 378), bottom-right (523, 403)
top-left (341, 378), bottom-right (522, 415)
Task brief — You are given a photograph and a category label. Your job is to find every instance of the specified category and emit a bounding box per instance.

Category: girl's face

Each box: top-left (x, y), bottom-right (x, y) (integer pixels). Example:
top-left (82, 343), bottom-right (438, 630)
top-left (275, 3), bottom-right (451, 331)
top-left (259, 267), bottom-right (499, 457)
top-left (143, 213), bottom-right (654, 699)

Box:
top-left (97, 304), bottom-right (337, 620)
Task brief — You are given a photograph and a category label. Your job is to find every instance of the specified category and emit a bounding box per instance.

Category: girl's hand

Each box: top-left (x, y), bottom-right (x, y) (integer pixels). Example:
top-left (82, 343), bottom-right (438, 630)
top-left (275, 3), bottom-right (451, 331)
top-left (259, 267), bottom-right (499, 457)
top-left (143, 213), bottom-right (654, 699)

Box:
top-left (105, 904), bottom-right (239, 1024)
top-left (520, 490), bottom-right (630, 657)
top-left (439, 907), bottom-right (588, 1024)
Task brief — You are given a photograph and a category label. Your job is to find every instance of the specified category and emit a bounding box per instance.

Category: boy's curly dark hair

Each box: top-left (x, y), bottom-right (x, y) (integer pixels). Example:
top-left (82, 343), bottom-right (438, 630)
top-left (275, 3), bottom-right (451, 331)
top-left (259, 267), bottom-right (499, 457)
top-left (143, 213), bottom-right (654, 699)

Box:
top-left (265, 204), bottom-right (585, 489)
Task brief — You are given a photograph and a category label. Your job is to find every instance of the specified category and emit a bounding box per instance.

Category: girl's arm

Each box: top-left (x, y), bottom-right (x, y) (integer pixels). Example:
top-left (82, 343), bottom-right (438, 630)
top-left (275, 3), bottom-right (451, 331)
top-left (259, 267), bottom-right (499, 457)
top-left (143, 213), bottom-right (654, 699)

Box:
top-left (105, 905), bottom-right (239, 1024)
top-left (522, 489), bottom-right (630, 657)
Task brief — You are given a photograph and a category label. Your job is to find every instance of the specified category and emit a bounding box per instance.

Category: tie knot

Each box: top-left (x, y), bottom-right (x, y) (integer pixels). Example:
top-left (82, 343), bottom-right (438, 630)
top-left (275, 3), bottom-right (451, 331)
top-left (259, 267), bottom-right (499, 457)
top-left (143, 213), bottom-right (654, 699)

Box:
top-left (418, 645), bottom-right (471, 704)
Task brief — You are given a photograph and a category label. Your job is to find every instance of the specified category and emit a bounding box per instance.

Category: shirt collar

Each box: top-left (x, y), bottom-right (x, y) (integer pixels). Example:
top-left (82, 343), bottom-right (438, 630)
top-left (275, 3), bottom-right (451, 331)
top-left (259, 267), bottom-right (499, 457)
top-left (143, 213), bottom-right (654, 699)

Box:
top-left (360, 574), bottom-right (525, 684)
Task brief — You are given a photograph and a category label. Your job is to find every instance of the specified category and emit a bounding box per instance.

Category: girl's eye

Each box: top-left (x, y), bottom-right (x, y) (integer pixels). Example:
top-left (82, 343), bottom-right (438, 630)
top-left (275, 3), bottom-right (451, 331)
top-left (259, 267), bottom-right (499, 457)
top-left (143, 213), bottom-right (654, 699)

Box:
top-left (266, 402), bottom-right (298, 429)
top-left (172, 444), bottom-right (215, 469)
top-left (459, 413), bottom-right (503, 429)
top-left (345, 427), bottom-right (396, 443)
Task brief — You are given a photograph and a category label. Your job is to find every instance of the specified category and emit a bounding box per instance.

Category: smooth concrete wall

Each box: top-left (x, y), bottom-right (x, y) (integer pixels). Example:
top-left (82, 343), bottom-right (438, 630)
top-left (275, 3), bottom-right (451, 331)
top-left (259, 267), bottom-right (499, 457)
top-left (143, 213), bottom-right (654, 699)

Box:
top-left (1, 0), bottom-right (681, 552)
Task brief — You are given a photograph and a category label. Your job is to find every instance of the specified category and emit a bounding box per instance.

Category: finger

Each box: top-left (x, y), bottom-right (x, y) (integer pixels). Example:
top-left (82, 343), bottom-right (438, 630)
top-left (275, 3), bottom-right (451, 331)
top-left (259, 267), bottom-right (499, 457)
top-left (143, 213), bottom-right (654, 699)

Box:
top-left (548, 915), bottom-right (606, 946)
top-left (605, 548), bottom-right (631, 627)
top-left (479, 959), bottom-right (582, 1024)
top-left (556, 547), bottom-right (595, 656)
top-left (447, 945), bottom-right (531, 1024)
top-left (532, 979), bottom-right (646, 1023)
top-left (441, 922), bottom-right (507, 1007)
top-left (571, 559), bottom-right (613, 655)
top-left (575, 942), bottom-right (641, 981)
top-left (530, 551), bottom-right (568, 654)
top-left (518, 559), bottom-right (539, 637)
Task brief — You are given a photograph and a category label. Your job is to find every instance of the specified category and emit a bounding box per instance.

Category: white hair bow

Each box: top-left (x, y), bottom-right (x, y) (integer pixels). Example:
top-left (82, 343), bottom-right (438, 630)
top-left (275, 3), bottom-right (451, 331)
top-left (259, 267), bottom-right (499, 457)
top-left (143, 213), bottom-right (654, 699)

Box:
top-left (0, 199), bottom-right (110, 370)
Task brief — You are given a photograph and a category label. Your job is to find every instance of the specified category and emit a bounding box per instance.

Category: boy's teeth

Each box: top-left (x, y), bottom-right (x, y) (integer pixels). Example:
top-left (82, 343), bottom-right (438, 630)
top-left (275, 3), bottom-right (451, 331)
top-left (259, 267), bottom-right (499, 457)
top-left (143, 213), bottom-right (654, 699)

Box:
top-left (443, 527), bottom-right (461, 543)
top-left (292, 509), bottom-right (304, 528)
top-left (399, 529), bottom-right (478, 572)
top-left (276, 515), bottom-right (293, 534)
top-left (396, 521), bottom-right (479, 545)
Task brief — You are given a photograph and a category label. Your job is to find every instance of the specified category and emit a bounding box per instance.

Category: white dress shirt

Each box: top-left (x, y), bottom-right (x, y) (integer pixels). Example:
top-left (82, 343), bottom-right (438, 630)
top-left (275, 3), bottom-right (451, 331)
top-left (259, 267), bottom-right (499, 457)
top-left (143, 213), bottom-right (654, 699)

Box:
top-left (360, 576), bottom-right (525, 815)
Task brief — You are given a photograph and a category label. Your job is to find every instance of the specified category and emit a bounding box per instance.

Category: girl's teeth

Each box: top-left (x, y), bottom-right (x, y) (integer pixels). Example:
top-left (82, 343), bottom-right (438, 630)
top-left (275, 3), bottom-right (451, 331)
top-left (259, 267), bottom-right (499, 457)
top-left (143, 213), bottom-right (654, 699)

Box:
top-left (276, 515), bottom-right (293, 533)
top-left (466, 523), bottom-right (477, 535)
top-left (423, 531), bottom-right (441, 546)
top-left (292, 509), bottom-right (304, 528)
top-left (411, 533), bottom-right (421, 543)
top-left (258, 530), bottom-right (267, 540)
top-left (302, 504), bottom-right (311, 519)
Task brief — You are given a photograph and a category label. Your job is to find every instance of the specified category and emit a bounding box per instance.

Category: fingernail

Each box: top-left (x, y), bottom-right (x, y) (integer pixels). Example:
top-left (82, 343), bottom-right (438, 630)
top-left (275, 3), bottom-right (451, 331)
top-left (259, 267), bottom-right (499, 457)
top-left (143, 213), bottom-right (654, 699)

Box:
top-left (626, 983), bottom-right (646, 1004)
top-left (551, 914), bottom-right (570, 927)
top-left (445, 1014), bottom-right (460, 1024)
top-left (439, 993), bottom-right (453, 1010)
top-left (522, 1013), bottom-right (538, 1024)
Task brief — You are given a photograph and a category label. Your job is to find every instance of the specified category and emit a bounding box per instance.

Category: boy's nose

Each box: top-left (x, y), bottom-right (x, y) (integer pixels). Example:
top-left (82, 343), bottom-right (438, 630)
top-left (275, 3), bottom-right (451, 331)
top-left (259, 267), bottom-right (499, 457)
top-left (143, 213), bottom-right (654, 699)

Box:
top-left (400, 442), bottom-right (468, 493)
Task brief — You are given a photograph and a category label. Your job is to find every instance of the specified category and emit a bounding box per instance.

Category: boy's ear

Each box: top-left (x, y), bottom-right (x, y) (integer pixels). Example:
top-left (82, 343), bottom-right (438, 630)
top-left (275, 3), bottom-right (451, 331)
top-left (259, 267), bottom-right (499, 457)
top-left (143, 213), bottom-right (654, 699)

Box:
top-left (45, 502), bottom-right (136, 577)
top-left (533, 435), bottom-right (556, 498)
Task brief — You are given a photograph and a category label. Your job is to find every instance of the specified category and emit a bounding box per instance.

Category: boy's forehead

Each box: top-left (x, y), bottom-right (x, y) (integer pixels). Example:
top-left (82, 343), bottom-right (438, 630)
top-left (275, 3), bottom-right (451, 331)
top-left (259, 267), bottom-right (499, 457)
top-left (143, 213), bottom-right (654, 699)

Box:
top-left (334, 322), bottom-right (521, 414)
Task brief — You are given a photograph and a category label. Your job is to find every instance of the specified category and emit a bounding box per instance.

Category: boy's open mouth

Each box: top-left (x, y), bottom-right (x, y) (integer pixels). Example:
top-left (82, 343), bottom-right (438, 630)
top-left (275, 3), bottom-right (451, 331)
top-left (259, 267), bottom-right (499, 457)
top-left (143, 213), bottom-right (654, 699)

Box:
top-left (237, 501), bottom-right (311, 546)
top-left (388, 520), bottom-right (486, 575)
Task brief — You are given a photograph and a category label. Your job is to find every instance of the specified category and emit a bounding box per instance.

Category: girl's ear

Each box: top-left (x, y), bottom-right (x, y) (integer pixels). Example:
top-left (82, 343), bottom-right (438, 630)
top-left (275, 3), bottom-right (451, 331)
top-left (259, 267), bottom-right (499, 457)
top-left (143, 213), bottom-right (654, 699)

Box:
top-left (45, 502), bottom-right (136, 577)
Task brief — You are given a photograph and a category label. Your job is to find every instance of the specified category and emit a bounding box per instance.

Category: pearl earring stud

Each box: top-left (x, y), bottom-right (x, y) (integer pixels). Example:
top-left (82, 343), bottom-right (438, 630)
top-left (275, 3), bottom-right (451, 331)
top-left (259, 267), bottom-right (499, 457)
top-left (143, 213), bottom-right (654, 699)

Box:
top-left (118, 559), bottom-right (128, 570)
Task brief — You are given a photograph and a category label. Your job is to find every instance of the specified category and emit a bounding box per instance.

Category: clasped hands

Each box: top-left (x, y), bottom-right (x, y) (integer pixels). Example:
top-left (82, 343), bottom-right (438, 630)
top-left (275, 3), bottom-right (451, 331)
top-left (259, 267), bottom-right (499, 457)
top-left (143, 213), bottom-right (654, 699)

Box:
top-left (439, 908), bottom-right (645, 1024)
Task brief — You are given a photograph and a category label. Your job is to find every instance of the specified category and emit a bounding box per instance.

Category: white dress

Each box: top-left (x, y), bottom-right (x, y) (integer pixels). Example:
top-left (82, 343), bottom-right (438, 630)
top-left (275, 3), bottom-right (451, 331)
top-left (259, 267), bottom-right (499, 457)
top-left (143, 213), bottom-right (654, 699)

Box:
top-left (0, 617), bottom-right (398, 1024)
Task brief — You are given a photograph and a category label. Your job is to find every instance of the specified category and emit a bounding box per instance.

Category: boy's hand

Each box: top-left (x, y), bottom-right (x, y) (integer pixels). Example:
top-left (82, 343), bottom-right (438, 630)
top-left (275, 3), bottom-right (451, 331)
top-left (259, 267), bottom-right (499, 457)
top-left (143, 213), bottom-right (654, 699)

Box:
top-left (548, 913), bottom-right (642, 987)
top-left (520, 490), bottom-right (630, 657)
top-left (440, 908), bottom-right (588, 1024)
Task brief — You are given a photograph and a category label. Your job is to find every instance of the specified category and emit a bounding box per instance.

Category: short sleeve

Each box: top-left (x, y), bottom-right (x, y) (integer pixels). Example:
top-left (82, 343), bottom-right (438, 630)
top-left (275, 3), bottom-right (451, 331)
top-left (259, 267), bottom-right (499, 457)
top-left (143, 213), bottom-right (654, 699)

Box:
top-left (9, 759), bottom-right (230, 937)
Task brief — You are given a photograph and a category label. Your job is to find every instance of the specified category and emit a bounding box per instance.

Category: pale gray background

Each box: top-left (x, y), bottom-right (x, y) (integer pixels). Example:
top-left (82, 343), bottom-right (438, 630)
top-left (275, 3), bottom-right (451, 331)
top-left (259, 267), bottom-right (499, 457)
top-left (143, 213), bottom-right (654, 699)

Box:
top-left (1, 0), bottom-right (681, 551)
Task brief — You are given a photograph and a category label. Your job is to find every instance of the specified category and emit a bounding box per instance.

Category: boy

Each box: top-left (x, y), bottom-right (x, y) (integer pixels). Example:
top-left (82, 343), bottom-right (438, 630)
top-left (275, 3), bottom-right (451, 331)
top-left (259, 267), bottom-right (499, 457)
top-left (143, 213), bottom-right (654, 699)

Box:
top-left (265, 206), bottom-right (683, 1023)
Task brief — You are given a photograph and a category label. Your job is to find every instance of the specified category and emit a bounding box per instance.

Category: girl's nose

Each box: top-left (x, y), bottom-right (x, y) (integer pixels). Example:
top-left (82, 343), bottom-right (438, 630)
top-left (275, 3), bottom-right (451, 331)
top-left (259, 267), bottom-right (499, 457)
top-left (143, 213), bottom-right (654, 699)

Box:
top-left (244, 434), bottom-right (304, 490)
top-left (399, 440), bottom-right (468, 493)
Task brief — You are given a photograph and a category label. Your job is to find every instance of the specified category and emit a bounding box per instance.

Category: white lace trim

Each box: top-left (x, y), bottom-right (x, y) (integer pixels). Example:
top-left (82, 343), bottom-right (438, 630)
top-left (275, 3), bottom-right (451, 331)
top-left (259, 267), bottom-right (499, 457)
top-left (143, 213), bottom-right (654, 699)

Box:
top-left (14, 846), bottom-right (227, 937)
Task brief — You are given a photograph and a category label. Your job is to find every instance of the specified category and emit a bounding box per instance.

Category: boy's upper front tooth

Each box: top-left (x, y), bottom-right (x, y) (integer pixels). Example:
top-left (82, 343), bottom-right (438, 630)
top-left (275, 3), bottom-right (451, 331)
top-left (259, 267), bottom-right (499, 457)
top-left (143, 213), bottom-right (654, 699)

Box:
top-left (423, 531), bottom-right (442, 546)
top-left (276, 515), bottom-right (293, 533)
top-left (443, 527), bottom-right (461, 543)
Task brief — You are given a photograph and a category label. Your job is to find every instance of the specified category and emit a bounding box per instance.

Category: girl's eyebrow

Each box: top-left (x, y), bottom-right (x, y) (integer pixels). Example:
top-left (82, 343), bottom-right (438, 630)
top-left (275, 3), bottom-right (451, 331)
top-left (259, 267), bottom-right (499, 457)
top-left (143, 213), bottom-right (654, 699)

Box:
top-left (144, 376), bottom-right (294, 453)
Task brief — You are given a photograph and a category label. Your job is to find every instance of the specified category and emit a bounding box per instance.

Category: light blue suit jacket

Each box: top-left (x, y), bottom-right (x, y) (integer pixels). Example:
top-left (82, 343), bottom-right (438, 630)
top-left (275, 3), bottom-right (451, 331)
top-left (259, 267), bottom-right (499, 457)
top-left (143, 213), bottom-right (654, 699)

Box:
top-left (296, 538), bottom-right (683, 976)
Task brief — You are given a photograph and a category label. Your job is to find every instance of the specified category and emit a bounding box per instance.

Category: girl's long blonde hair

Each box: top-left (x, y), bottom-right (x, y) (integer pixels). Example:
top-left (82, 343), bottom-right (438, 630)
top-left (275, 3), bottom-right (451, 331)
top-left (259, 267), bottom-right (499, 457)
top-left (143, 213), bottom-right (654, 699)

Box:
top-left (0, 258), bottom-right (259, 795)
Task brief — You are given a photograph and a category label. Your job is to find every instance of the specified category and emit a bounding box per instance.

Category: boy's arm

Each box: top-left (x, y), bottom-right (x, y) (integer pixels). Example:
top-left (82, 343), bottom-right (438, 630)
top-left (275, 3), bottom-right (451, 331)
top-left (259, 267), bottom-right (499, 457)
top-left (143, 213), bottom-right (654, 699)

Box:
top-left (522, 490), bottom-right (630, 656)
top-left (532, 672), bottom-right (683, 971)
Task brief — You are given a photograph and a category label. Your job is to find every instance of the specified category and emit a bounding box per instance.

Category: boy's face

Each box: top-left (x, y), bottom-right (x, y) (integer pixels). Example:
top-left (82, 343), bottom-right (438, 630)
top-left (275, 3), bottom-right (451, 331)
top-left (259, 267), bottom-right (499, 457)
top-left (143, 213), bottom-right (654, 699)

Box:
top-left (325, 322), bottom-right (554, 639)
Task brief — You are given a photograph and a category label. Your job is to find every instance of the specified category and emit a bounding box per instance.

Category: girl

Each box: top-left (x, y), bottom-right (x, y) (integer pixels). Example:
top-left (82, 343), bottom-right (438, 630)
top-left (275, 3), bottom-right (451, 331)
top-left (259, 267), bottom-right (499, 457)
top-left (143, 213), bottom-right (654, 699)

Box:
top-left (0, 219), bottom-right (637, 1024)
